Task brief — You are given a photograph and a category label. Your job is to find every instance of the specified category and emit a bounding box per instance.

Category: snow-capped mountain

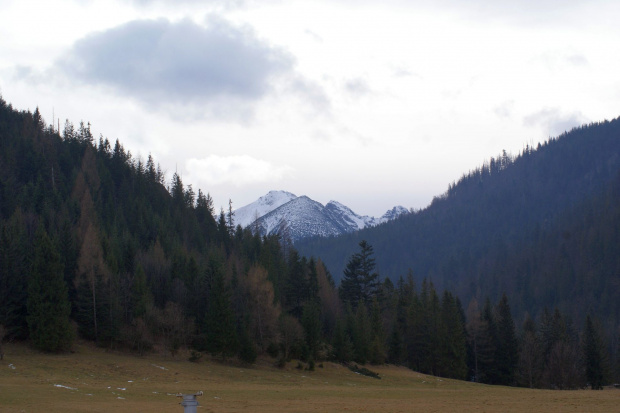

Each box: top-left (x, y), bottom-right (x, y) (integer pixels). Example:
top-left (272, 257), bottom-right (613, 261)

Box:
top-left (380, 205), bottom-right (410, 222)
top-left (235, 191), bottom-right (409, 242)
top-left (234, 190), bottom-right (298, 228)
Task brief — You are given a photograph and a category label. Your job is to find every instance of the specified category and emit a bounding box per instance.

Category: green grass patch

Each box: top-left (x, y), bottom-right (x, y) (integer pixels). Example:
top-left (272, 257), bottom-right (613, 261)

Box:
top-left (0, 342), bottom-right (618, 413)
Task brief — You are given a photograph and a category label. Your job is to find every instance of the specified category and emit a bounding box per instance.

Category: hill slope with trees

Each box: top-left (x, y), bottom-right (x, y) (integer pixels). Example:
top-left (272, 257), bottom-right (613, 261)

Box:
top-left (297, 118), bottom-right (620, 333)
top-left (0, 96), bottom-right (617, 389)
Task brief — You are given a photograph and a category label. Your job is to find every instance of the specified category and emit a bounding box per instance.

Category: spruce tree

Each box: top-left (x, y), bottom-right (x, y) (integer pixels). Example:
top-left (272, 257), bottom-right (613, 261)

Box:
top-left (27, 225), bottom-right (73, 352)
top-left (495, 293), bottom-right (518, 385)
top-left (439, 291), bottom-right (467, 379)
top-left (517, 314), bottom-right (542, 388)
top-left (369, 297), bottom-right (386, 364)
top-left (204, 261), bottom-right (238, 359)
top-left (339, 254), bottom-right (362, 308)
top-left (339, 240), bottom-right (380, 309)
top-left (478, 298), bottom-right (498, 383)
top-left (583, 315), bottom-right (609, 390)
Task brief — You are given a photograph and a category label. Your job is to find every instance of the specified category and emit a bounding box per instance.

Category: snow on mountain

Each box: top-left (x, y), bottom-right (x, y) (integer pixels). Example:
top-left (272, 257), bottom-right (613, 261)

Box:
top-left (236, 191), bottom-right (410, 242)
top-left (325, 201), bottom-right (373, 231)
top-left (255, 196), bottom-right (348, 242)
top-left (234, 190), bottom-right (297, 228)
top-left (380, 205), bottom-right (409, 221)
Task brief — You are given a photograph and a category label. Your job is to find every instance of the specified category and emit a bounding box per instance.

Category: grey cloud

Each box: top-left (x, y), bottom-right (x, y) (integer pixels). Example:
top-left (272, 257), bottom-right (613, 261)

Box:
top-left (340, 0), bottom-right (601, 27)
top-left (566, 54), bottom-right (588, 67)
top-left (304, 29), bottom-right (324, 43)
top-left (126, 0), bottom-right (248, 8)
top-left (288, 77), bottom-right (331, 114)
top-left (523, 108), bottom-right (587, 137)
top-left (493, 100), bottom-right (515, 118)
top-left (56, 17), bottom-right (294, 115)
top-left (344, 78), bottom-right (371, 97)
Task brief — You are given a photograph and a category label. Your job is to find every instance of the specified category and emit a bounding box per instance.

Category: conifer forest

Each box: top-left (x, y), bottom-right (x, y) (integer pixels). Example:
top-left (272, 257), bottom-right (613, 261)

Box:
top-left (0, 96), bottom-right (618, 390)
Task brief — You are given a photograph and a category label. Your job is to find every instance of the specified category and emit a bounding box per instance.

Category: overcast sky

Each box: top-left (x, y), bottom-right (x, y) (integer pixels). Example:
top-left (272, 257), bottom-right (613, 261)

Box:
top-left (2, 0), bottom-right (619, 216)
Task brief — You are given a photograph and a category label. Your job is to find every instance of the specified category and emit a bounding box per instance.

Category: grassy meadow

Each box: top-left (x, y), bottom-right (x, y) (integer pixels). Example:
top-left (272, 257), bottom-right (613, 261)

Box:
top-left (0, 342), bottom-right (617, 413)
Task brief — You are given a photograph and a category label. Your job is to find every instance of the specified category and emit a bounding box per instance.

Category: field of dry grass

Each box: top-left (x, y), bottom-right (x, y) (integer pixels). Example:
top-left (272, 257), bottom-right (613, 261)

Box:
top-left (1, 342), bottom-right (618, 413)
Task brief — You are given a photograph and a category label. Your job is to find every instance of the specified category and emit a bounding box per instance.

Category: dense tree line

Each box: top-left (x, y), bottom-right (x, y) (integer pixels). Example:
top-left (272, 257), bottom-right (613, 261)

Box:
top-left (297, 117), bottom-right (620, 383)
top-left (0, 97), bottom-right (614, 389)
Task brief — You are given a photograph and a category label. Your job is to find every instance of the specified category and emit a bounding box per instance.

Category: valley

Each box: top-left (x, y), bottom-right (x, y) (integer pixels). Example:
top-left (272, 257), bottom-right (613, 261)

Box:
top-left (1, 342), bottom-right (618, 413)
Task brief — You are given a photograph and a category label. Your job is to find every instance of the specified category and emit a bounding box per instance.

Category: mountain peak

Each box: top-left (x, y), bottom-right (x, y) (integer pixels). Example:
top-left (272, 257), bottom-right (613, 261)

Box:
top-left (237, 191), bottom-right (407, 242)
top-left (234, 190), bottom-right (297, 228)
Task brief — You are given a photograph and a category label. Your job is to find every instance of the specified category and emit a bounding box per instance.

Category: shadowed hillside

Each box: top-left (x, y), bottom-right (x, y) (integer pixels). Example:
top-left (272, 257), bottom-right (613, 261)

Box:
top-left (297, 118), bottom-right (620, 327)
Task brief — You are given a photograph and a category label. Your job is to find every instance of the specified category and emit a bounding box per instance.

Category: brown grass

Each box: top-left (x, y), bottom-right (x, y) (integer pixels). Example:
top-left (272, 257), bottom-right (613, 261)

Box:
top-left (0, 342), bottom-right (617, 413)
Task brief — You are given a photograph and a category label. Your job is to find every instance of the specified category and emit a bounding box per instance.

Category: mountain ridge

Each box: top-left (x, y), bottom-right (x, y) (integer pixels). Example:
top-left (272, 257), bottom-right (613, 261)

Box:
top-left (235, 190), bottom-right (409, 242)
top-left (295, 118), bottom-right (620, 328)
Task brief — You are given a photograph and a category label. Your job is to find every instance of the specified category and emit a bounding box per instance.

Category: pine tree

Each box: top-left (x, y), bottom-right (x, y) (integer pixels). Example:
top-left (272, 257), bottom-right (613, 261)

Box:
top-left (583, 315), bottom-right (609, 390)
top-left (132, 264), bottom-right (150, 319)
top-left (27, 225), bottom-right (73, 352)
top-left (439, 291), bottom-right (467, 379)
top-left (0, 211), bottom-right (31, 339)
top-left (517, 314), bottom-right (542, 388)
top-left (495, 293), bottom-right (518, 385)
top-left (301, 301), bottom-right (321, 361)
top-left (369, 297), bottom-right (386, 364)
top-left (227, 199), bottom-right (235, 236)
top-left (339, 240), bottom-right (380, 309)
top-left (357, 241), bottom-right (381, 305)
top-left (339, 254), bottom-right (362, 308)
top-left (203, 258), bottom-right (238, 359)
top-left (478, 298), bottom-right (498, 383)
top-left (332, 318), bottom-right (354, 363)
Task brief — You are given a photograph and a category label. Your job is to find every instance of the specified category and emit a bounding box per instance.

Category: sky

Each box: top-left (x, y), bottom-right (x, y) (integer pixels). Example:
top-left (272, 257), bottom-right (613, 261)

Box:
top-left (1, 0), bottom-right (620, 217)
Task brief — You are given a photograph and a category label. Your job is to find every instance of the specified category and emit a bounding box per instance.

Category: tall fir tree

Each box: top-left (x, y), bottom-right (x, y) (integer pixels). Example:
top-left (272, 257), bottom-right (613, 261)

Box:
top-left (203, 257), bottom-right (238, 359)
top-left (495, 293), bottom-right (519, 385)
top-left (478, 298), bottom-right (499, 383)
top-left (27, 225), bottom-right (73, 352)
top-left (583, 315), bottom-right (609, 390)
top-left (439, 291), bottom-right (467, 379)
top-left (339, 240), bottom-right (381, 309)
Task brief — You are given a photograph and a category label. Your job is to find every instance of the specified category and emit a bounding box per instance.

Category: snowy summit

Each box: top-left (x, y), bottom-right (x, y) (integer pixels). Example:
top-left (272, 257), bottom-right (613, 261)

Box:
top-left (235, 191), bottom-right (409, 242)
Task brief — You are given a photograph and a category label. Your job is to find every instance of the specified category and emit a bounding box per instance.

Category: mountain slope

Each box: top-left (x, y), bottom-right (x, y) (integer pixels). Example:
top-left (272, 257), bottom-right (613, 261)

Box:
top-left (236, 192), bottom-right (409, 242)
top-left (234, 190), bottom-right (298, 228)
top-left (296, 118), bottom-right (620, 324)
top-left (254, 196), bottom-right (349, 241)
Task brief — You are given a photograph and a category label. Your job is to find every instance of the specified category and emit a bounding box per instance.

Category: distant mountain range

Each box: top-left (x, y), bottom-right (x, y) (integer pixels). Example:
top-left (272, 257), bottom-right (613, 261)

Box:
top-left (234, 191), bottom-right (409, 242)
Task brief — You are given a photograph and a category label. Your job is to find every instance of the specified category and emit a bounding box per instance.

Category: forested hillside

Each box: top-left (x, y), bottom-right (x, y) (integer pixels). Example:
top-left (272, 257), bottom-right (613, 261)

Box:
top-left (0, 97), bottom-right (617, 389)
top-left (297, 119), bottom-right (620, 329)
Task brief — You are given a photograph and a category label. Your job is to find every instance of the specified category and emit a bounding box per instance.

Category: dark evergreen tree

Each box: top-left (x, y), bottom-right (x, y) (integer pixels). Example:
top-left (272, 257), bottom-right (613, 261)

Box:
top-left (301, 301), bottom-right (321, 361)
top-left (203, 257), bottom-right (238, 359)
top-left (339, 240), bottom-right (380, 309)
top-left (583, 315), bottom-right (609, 390)
top-left (495, 293), bottom-right (518, 385)
top-left (27, 225), bottom-right (73, 352)
top-left (478, 298), bottom-right (498, 383)
top-left (226, 199), bottom-right (235, 236)
top-left (0, 211), bottom-right (31, 339)
top-left (369, 297), bottom-right (386, 364)
top-left (132, 264), bottom-right (150, 319)
top-left (517, 314), bottom-right (542, 388)
top-left (332, 318), bottom-right (354, 363)
top-left (439, 291), bottom-right (467, 379)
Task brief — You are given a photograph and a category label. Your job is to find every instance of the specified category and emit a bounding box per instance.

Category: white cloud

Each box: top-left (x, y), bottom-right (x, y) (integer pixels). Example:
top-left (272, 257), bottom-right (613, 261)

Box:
top-left (344, 78), bottom-right (372, 97)
top-left (523, 108), bottom-right (588, 137)
top-left (185, 155), bottom-right (294, 186)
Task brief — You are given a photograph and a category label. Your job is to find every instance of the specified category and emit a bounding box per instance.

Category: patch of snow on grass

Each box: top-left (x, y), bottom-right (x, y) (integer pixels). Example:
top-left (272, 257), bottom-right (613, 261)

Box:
top-left (54, 384), bottom-right (77, 390)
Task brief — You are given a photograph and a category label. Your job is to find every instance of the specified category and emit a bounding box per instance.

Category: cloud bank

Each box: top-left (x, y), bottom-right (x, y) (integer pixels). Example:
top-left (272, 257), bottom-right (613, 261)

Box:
top-left (186, 155), bottom-right (294, 186)
top-left (523, 108), bottom-right (588, 137)
top-left (56, 16), bottom-right (294, 116)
